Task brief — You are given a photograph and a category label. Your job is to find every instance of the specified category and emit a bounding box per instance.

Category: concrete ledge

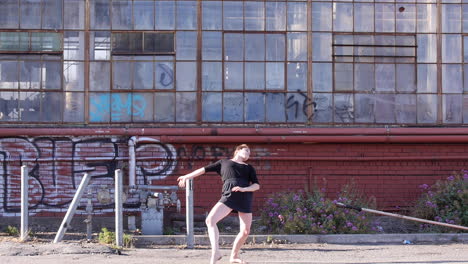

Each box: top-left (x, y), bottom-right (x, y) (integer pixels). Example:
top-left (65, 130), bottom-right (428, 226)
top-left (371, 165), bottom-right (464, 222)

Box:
top-left (135, 233), bottom-right (468, 246)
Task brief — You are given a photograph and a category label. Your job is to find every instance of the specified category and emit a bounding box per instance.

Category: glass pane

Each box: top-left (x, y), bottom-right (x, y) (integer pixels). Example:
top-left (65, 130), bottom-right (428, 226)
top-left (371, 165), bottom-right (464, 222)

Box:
top-left (224, 1), bottom-right (243, 30)
top-left (0, 32), bottom-right (27, 51)
top-left (177, 1), bottom-right (197, 30)
top-left (442, 35), bottom-right (461, 63)
top-left (64, 92), bottom-right (84, 122)
top-left (313, 93), bottom-right (332, 123)
top-left (266, 62), bottom-right (284, 90)
top-left (202, 1), bottom-right (222, 30)
top-left (111, 93), bottom-right (131, 122)
top-left (90, 62), bottom-right (110, 91)
top-left (202, 92), bottom-right (222, 121)
top-left (464, 65), bottom-right (468, 92)
top-left (375, 4), bottom-right (394, 32)
top-left (245, 93), bottom-right (264, 122)
top-left (266, 34), bottom-right (285, 61)
top-left (334, 94), bottom-right (353, 123)
top-left (417, 64), bottom-right (437, 93)
top-left (132, 92), bottom-right (153, 121)
top-left (223, 92), bottom-right (243, 122)
top-left (287, 62), bottom-right (307, 91)
top-left (0, 92), bottom-right (19, 121)
top-left (156, 1), bottom-right (175, 30)
top-left (463, 95), bottom-right (468, 123)
top-left (443, 94), bottom-right (462, 123)
top-left (202, 62), bottom-right (222, 91)
top-left (155, 61), bottom-right (174, 90)
top-left (266, 93), bottom-right (285, 122)
top-left (133, 1), bottom-right (154, 30)
top-left (245, 62), bottom-right (265, 90)
top-left (442, 64), bottom-right (463, 93)
top-left (312, 63), bottom-right (332, 92)
top-left (64, 0), bottom-right (85, 29)
top-left (245, 2), bottom-right (264, 31)
top-left (286, 92), bottom-right (307, 122)
top-left (312, 33), bottom-right (332, 61)
top-left (442, 4), bottom-right (461, 33)
top-left (64, 61), bottom-right (84, 91)
top-left (355, 94), bottom-right (375, 123)
top-left (19, 92), bottom-right (40, 121)
top-left (333, 3), bottom-right (353, 32)
top-left (113, 61), bottom-right (132, 90)
top-left (42, 0), bottom-right (63, 29)
top-left (177, 31), bottom-right (197, 60)
top-left (21, 0), bottom-right (41, 29)
top-left (224, 33), bottom-right (243, 61)
top-left (41, 92), bottom-right (62, 121)
top-left (203, 31), bottom-right (222, 60)
top-left (464, 4), bottom-right (468, 33)
top-left (19, 61), bottom-right (41, 89)
top-left (354, 64), bottom-right (374, 91)
top-left (287, 2), bottom-right (307, 31)
top-left (155, 92), bottom-right (175, 122)
top-left (417, 94), bottom-right (438, 123)
top-left (396, 94), bottom-right (416, 123)
top-left (396, 4), bottom-right (416, 32)
top-left (64, 31), bottom-right (85, 60)
top-left (112, 1), bottom-right (131, 30)
top-left (354, 4), bottom-right (374, 32)
top-left (134, 62), bottom-right (153, 90)
top-left (418, 4), bottom-right (437, 33)
top-left (89, 92), bottom-right (110, 122)
top-left (312, 3), bottom-right (332, 31)
top-left (224, 62), bottom-right (243, 90)
top-left (176, 92), bottom-right (196, 122)
top-left (90, 0), bottom-right (110, 29)
top-left (0, 61), bottom-right (18, 89)
top-left (375, 64), bottom-right (395, 92)
top-left (266, 2), bottom-right (286, 31)
top-left (90, 31), bottom-right (110, 60)
top-left (375, 94), bottom-right (395, 123)
top-left (0, 0), bottom-right (19, 29)
top-left (417, 34), bottom-right (437, 63)
top-left (396, 64), bottom-right (416, 92)
top-left (31, 32), bottom-right (62, 52)
top-left (245, 34), bottom-right (265, 61)
top-left (287, 33), bottom-right (307, 61)
top-left (176, 62), bottom-right (196, 91)
top-left (334, 63), bottom-right (353, 91)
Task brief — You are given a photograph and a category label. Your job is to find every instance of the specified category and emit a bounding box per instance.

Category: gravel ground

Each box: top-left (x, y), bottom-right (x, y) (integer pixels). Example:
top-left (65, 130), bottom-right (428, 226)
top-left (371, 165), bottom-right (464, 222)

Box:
top-left (0, 236), bottom-right (467, 264)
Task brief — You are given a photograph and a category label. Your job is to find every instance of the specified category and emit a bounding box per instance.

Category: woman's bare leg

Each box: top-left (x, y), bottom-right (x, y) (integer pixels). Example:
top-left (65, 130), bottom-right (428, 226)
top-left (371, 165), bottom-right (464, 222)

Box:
top-left (205, 202), bottom-right (232, 264)
top-left (230, 212), bottom-right (252, 264)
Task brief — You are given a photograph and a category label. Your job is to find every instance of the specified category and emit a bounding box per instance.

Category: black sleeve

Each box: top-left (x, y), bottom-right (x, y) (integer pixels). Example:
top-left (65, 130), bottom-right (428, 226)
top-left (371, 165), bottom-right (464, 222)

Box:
top-left (204, 160), bottom-right (222, 174)
top-left (249, 165), bottom-right (259, 184)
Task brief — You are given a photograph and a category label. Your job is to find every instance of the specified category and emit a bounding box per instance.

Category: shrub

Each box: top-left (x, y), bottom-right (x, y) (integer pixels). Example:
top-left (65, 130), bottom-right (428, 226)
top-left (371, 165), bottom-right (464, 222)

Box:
top-left (5, 225), bottom-right (19, 236)
top-left (98, 227), bottom-right (134, 248)
top-left (412, 171), bottom-right (468, 232)
top-left (259, 183), bottom-right (376, 234)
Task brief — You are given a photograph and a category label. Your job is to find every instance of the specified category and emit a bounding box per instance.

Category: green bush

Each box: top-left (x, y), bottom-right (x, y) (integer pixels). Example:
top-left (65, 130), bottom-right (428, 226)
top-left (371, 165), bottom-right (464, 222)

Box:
top-left (98, 227), bottom-right (134, 248)
top-left (412, 171), bottom-right (468, 232)
top-left (259, 183), bottom-right (376, 234)
top-left (5, 225), bottom-right (19, 236)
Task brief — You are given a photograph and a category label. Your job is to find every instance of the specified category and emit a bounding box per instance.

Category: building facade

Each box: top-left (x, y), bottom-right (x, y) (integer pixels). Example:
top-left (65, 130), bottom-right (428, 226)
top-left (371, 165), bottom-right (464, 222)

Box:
top-left (0, 0), bottom-right (467, 220)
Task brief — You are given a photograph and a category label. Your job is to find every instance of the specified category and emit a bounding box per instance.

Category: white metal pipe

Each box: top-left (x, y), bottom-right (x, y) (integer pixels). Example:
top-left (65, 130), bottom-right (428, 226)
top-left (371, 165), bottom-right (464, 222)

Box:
top-left (128, 136), bottom-right (137, 187)
top-left (115, 169), bottom-right (124, 247)
top-left (54, 173), bottom-right (91, 243)
top-left (186, 179), bottom-right (194, 249)
top-left (20, 165), bottom-right (28, 242)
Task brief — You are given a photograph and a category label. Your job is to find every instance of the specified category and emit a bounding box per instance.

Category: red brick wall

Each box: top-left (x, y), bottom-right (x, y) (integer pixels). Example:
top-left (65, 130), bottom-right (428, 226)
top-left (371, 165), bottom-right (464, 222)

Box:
top-left (0, 136), bottom-right (466, 217)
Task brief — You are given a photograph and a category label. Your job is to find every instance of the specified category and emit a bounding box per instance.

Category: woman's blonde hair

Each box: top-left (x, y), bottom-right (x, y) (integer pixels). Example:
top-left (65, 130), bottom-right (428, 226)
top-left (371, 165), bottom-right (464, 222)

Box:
top-left (233, 144), bottom-right (249, 157)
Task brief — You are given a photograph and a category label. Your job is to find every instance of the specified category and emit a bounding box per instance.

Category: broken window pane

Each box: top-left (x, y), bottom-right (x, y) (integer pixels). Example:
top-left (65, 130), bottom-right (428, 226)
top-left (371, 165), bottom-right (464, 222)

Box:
top-left (417, 94), bottom-right (437, 124)
top-left (443, 94), bottom-right (462, 124)
top-left (64, 92), bottom-right (84, 122)
top-left (334, 94), bottom-right (353, 123)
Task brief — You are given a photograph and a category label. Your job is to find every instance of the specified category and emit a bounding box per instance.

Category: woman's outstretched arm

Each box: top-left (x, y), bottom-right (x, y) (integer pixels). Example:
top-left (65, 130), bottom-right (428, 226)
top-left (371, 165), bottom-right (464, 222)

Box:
top-left (177, 167), bottom-right (206, 188)
top-left (231, 183), bottom-right (260, 192)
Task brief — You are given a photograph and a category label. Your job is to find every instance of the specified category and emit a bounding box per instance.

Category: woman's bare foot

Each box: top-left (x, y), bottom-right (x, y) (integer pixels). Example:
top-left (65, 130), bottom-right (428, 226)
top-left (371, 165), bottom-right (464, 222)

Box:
top-left (229, 258), bottom-right (247, 264)
top-left (210, 252), bottom-right (222, 264)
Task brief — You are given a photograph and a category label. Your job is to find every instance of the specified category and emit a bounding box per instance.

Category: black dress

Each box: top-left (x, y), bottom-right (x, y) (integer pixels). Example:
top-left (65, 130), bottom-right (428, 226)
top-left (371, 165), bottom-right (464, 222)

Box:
top-left (204, 159), bottom-right (259, 213)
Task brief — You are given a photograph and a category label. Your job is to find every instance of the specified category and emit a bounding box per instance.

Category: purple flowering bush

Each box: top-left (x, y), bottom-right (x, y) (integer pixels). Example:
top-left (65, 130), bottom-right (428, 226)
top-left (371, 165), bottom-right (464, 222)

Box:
top-left (259, 184), bottom-right (376, 234)
top-left (412, 171), bottom-right (468, 232)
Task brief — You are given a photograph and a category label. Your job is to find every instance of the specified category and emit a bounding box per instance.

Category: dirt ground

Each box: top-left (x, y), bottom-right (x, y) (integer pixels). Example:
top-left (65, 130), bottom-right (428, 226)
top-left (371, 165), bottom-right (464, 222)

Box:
top-left (0, 236), bottom-right (467, 264)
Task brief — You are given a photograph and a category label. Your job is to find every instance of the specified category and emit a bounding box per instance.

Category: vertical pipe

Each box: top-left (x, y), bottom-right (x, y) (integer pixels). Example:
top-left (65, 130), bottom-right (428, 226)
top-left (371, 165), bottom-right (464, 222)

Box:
top-left (128, 136), bottom-right (136, 187)
top-left (85, 188), bottom-right (93, 241)
top-left (115, 169), bottom-right (123, 247)
top-left (186, 179), bottom-right (194, 249)
top-left (20, 165), bottom-right (28, 242)
top-left (54, 173), bottom-right (91, 243)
